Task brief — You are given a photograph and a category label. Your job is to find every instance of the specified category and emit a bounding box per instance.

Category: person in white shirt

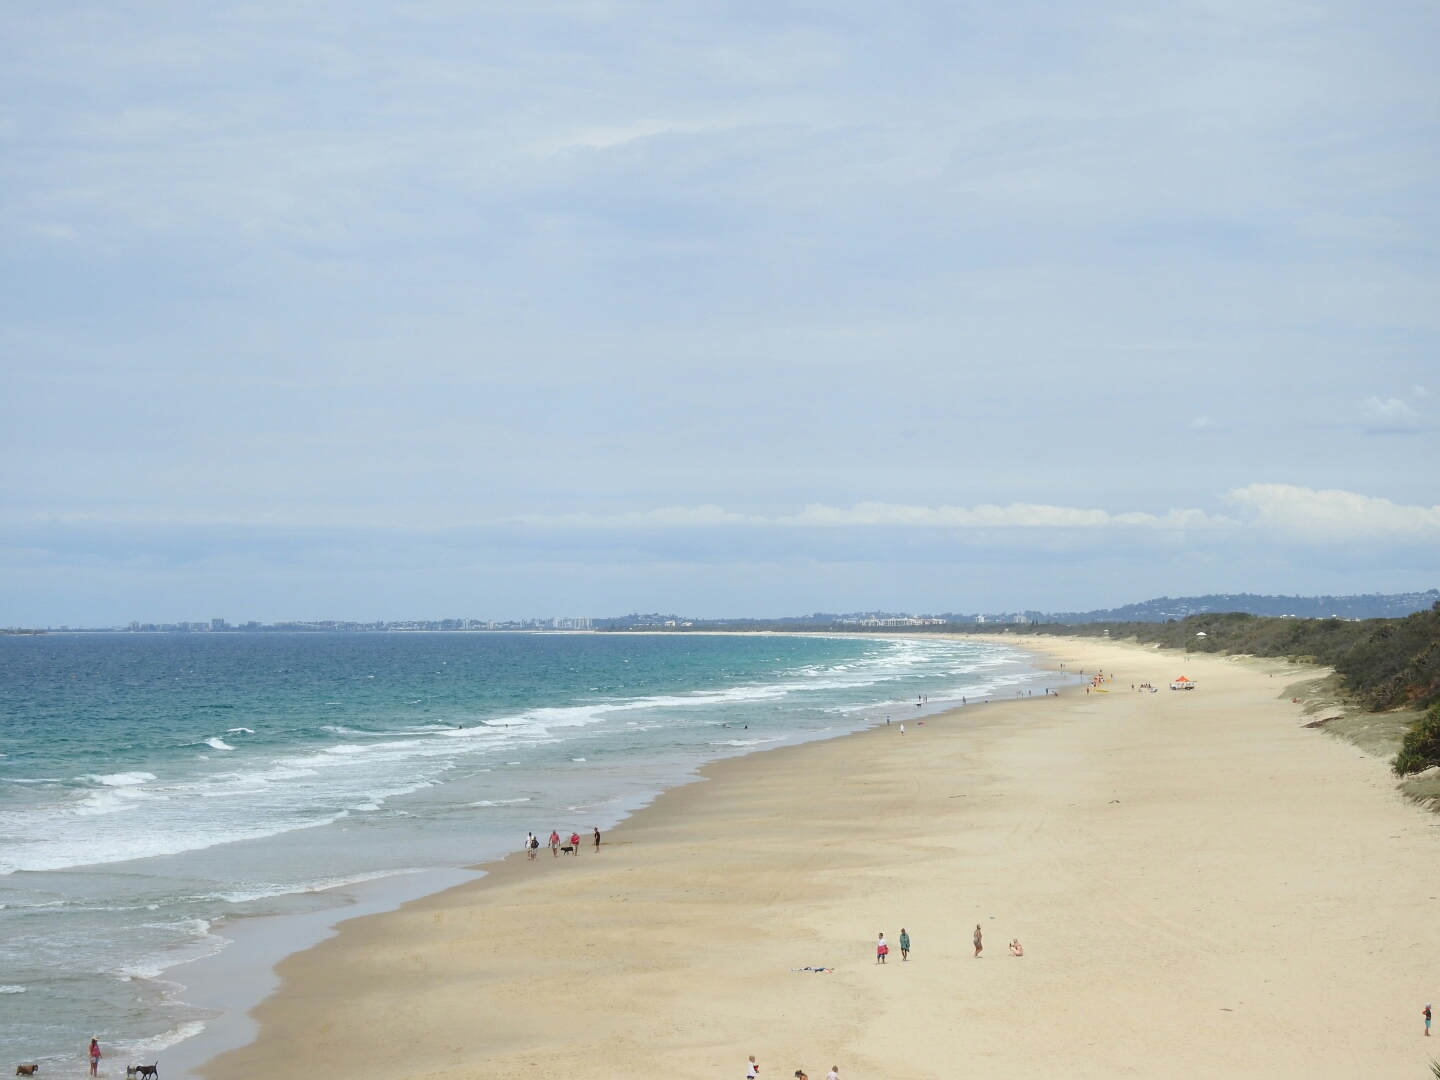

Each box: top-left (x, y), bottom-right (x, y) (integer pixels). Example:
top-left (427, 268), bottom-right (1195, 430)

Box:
top-left (746, 1055), bottom-right (759, 1079)
top-left (826, 1068), bottom-right (839, 1080)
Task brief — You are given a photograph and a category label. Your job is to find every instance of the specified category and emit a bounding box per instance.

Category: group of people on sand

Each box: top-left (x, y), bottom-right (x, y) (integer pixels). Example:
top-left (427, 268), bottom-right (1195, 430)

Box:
top-left (874, 929), bottom-right (911, 962)
top-left (747, 1055), bottom-right (840, 1080)
top-left (877, 926), bottom-right (1022, 962)
top-left (524, 828), bottom-right (600, 859)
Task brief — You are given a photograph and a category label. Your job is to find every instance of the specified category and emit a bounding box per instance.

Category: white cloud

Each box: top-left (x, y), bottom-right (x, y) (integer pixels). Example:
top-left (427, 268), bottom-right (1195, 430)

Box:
top-left (516, 501), bottom-right (1228, 530)
top-left (781, 502), bottom-right (1222, 529)
top-left (1229, 484), bottom-right (1440, 538)
top-left (519, 488), bottom-right (1440, 543)
top-left (1360, 396), bottom-right (1421, 433)
top-left (1189, 416), bottom-right (1216, 430)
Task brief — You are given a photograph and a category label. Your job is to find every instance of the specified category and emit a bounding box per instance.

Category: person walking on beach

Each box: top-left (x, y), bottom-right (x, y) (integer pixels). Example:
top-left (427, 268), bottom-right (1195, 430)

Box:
top-left (593, 826), bottom-right (601, 852)
top-left (876, 932), bottom-right (889, 963)
top-left (549, 829), bottom-right (560, 856)
top-left (973, 924), bottom-right (983, 957)
top-left (826, 1068), bottom-right (839, 1080)
top-left (899, 723), bottom-right (904, 735)
top-left (899, 927), bottom-right (910, 960)
top-left (1425, 1002), bottom-right (1432, 1036)
top-left (746, 1054), bottom-right (759, 1079)
top-left (88, 1039), bottom-right (100, 1077)
top-left (570, 831), bottom-right (581, 854)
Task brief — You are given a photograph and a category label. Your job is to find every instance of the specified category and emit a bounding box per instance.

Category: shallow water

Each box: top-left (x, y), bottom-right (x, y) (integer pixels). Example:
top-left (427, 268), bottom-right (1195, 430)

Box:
top-left (0, 631), bottom-right (1056, 1075)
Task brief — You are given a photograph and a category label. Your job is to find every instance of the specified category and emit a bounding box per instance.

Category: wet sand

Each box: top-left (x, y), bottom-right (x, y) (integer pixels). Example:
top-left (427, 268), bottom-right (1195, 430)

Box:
top-left (199, 637), bottom-right (1440, 1079)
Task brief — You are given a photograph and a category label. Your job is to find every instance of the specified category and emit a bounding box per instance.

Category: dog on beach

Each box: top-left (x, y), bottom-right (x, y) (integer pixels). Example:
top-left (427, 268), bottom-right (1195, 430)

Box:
top-left (560, 845), bottom-right (575, 854)
top-left (129, 1065), bottom-right (157, 1080)
top-left (16, 1066), bottom-right (38, 1076)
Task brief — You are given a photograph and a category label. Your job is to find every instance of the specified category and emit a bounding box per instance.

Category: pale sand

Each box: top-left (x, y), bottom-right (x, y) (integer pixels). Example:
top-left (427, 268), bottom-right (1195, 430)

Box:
top-left (199, 638), bottom-right (1440, 1080)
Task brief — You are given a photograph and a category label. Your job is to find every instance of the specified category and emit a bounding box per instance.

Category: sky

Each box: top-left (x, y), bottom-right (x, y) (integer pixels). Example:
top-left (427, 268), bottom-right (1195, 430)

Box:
top-left (2, 0), bottom-right (1438, 624)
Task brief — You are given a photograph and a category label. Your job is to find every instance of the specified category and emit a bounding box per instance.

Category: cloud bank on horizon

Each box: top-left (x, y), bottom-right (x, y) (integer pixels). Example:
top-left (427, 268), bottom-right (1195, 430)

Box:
top-left (1, 1), bottom-right (1437, 623)
top-left (514, 486), bottom-right (1440, 537)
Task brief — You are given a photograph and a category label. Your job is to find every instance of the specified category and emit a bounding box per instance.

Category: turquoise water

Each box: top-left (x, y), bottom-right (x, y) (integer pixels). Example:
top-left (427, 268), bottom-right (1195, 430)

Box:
top-left (0, 631), bottom-right (1053, 1074)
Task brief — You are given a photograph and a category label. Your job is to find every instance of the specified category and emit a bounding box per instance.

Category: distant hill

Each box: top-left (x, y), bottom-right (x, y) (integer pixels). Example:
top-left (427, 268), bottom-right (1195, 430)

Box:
top-left (1035, 590), bottom-right (1440, 624)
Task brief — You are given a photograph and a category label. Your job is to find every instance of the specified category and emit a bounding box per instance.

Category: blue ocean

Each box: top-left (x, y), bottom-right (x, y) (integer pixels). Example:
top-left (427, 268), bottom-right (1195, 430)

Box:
top-left (0, 632), bottom-right (1051, 1075)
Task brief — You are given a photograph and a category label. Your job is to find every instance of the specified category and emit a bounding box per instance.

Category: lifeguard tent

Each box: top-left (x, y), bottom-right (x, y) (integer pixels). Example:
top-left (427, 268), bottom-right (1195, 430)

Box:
top-left (1169, 675), bottom-right (1196, 690)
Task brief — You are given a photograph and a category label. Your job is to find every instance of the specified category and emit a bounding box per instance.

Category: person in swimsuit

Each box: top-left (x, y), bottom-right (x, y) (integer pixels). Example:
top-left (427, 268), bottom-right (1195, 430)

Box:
top-left (88, 1039), bottom-right (100, 1077)
top-left (899, 928), bottom-right (910, 960)
top-left (973, 924), bottom-right (983, 957)
top-left (1425, 1002), bottom-right (1432, 1036)
top-left (876, 933), bottom-right (888, 963)
top-left (593, 827), bottom-right (601, 852)
top-left (1009, 939), bottom-right (1023, 956)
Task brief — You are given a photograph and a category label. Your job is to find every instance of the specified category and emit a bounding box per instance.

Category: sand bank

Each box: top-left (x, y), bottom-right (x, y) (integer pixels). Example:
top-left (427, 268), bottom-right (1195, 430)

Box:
top-left (199, 637), bottom-right (1440, 1079)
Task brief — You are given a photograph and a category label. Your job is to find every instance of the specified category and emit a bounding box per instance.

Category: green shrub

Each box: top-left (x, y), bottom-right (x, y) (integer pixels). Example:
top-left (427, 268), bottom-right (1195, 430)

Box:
top-left (1393, 703), bottom-right (1440, 776)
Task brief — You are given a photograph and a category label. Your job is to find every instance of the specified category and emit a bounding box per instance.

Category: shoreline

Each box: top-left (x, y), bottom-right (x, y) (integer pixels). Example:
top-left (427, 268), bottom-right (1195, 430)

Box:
top-left (196, 634), bottom-right (1440, 1079)
top-left (155, 868), bottom-right (482, 1080)
top-left (6, 631), bottom-right (1054, 1080)
top-left (133, 640), bottom-right (1059, 1078)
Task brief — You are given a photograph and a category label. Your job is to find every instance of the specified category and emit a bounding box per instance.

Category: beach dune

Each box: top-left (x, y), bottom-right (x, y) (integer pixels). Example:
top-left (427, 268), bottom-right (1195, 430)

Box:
top-left (199, 638), bottom-right (1440, 1079)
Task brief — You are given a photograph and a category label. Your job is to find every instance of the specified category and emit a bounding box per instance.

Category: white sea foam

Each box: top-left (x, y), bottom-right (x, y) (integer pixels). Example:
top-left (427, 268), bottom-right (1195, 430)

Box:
top-left (85, 772), bottom-right (157, 787)
top-left (206, 738), bottom-right (235, 751)
top-left (0, 985), bottom-right (25, 993)
top-left (226, 727), bottom-right (255, 734)
top-left (115, 1019), bottom-right (207, 1058)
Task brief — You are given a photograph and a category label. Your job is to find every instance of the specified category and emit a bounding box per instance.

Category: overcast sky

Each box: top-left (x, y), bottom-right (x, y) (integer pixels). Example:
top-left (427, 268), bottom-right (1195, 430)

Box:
top-left (3, 0), bottom-right (1438, 624)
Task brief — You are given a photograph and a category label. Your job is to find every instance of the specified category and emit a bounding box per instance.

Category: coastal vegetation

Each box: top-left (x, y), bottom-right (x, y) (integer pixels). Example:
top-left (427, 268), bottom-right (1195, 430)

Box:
top-left (1394, 704), bottom-right (1440, 776)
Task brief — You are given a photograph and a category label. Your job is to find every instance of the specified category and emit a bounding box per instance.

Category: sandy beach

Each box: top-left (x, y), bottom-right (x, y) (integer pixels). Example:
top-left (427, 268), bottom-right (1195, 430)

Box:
top-left (198, 637), bottom-right (1440, 1080)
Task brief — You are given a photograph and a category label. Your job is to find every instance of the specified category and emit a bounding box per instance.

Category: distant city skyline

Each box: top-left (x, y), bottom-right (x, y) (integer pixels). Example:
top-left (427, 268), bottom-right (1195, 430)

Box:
top-left (14, 588), bottom-right (1435, 634)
